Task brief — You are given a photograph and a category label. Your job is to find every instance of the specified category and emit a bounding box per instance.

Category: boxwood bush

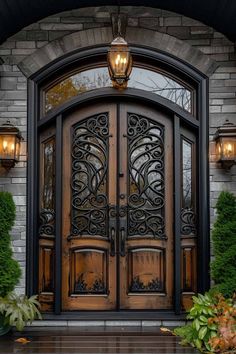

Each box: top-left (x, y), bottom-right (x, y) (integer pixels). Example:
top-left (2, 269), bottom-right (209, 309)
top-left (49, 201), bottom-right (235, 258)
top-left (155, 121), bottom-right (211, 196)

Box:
top-left (0, 192), bottom-right (21, 297)
top-left (211, 191), bottom-right (236, 297)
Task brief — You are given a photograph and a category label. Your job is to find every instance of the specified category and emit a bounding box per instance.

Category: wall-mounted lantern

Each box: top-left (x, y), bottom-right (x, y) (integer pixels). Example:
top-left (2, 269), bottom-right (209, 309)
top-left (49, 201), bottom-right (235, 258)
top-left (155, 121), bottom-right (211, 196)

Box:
top-left (214, 119), bottom-right (236, 169)
top-left (107, 14), bottom-right (132, 89)
top-left (0, 121), bottom-right (23, 170)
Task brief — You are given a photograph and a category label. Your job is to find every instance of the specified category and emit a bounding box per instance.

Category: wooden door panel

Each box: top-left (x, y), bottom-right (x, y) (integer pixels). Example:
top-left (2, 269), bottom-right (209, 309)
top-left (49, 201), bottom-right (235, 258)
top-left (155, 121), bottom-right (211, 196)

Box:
top-left (119, 104), bottom-right (173, 310)
top-left (62, 104), bottom-right (117, 311)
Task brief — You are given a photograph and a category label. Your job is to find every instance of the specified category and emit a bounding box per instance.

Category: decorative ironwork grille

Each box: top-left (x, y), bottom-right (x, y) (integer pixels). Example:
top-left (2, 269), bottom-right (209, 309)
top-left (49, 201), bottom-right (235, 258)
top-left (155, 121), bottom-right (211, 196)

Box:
top-left (70, 113), bottom-right (109, 238)
top-left (39, 137), bottom-right (55, 237)
top-left (127, 113), bottom-right (166, 239)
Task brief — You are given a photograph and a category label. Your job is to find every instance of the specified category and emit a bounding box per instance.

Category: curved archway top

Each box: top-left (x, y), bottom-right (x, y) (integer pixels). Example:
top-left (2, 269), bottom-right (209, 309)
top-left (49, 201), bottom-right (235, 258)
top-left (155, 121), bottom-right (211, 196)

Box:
top-left (18, 27), bottom-right (218, 78)
top-left (1, 1), bottom-right (236, 45)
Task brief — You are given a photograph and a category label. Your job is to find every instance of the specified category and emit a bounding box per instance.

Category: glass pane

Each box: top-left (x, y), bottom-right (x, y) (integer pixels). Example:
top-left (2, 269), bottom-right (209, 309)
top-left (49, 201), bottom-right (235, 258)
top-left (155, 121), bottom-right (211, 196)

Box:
top-left (45, 67), bottom-right (193, 115)
top-left (130, 68), bottom-right (192, 113)
top-left (70, 113), bottom-right (109, 238)
top-left (127, 113), bottom-right (165, 239)
top-left (43, 139), bottom-right (55, 210)
top-left (182, 139), bottom-right (192, 209)
top-left (39, 137), bottom-right (55, 237)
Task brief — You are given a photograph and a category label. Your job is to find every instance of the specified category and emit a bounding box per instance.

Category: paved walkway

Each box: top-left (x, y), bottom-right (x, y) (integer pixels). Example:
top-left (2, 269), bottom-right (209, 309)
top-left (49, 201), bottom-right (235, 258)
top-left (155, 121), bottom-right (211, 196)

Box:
top-left (0, 327), bottom-right (200, 353)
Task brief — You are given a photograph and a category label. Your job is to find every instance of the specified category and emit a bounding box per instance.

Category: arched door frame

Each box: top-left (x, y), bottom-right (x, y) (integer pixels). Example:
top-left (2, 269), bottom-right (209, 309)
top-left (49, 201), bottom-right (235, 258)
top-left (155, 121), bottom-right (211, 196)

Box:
top-left (27, 45), bottom-right (209, 316)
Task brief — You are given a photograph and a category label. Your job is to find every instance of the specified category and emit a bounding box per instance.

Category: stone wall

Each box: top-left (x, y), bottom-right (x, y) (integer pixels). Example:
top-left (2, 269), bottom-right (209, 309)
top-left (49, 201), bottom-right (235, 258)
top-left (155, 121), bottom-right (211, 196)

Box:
top-left (0, 6), bottom-right (236, 294)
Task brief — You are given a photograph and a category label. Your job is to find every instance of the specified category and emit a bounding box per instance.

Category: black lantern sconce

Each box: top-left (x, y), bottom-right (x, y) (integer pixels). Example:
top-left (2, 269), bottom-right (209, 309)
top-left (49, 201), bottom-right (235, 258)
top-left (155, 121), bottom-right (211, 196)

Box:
top-left (107, 11), bottom-right (132, 89)
top-left (0, 121), bottom-right (23, 170)
top-left (214, 119), bottom-right (236, 169)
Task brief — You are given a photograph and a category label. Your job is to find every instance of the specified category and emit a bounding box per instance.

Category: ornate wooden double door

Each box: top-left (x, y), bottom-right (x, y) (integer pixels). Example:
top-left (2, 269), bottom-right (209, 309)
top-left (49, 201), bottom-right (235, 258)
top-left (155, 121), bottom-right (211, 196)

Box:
top-left (62, 102), bottom-right (173, 310)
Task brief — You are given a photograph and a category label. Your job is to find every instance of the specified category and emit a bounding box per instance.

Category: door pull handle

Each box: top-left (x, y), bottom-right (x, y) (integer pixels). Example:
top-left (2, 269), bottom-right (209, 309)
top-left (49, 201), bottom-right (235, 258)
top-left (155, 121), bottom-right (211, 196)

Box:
top-left (110, 227), bottom-right (115, 257)
top-left (120, 227), bottom-right (125, 257)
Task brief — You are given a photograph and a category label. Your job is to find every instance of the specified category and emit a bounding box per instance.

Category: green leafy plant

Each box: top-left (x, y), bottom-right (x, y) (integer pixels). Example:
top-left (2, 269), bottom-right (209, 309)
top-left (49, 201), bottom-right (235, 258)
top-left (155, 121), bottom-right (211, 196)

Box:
top-left (211, 191), bottom-right (236, 297)
top-left (0, 293), bottom-right (42, 331)
top-left (0, 192), bottom-right (21, 297)
top-left (174, 292), bottom-right (218, 352)
top-left (174, 292), bottom-right (236, 353)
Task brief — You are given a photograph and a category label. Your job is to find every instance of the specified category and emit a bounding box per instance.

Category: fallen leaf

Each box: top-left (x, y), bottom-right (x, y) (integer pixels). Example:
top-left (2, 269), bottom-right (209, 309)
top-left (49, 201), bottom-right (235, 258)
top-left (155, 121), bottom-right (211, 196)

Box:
top-left (15, 338), bottom-right (31, 344)
top-left (160, 327), bottom-right (173, 334)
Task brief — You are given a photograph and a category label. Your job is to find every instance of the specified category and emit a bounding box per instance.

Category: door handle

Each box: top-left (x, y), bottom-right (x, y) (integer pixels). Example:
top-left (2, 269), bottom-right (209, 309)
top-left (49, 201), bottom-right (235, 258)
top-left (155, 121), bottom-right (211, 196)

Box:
top-left (120, 227), bottom-right (125, 257)
top-left (110, 227), bottom-right (115, 257)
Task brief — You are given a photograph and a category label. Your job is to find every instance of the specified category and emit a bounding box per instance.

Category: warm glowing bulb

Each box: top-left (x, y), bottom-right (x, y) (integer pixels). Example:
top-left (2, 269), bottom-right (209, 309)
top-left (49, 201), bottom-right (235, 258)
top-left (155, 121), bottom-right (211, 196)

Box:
top-left (228, 143), bottom-right (232, 152)
top-left (3, 140), bottom-right (7, 150)
top-left (11, 143), bottom-right (15, 152)
top-left (124, 58), bottom-right (127, 64)
top-left (117, 54), bottom-right (120, 61)
top-left (115, 58), bottom-right (119, 65)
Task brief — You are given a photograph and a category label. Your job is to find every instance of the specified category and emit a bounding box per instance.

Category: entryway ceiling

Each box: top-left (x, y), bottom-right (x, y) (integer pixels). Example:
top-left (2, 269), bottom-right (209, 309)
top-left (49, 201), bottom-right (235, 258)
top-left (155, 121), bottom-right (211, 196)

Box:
top-left (0, 0), bottom-right (236, 44)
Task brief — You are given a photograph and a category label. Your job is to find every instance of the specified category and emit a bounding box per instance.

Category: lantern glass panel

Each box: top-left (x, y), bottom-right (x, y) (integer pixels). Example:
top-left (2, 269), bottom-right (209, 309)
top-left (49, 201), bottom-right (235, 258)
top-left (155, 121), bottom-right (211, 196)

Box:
top-left (216, 139), bottom-right (223, 161)
top-left (0, 135), bottom-right (16, 160)
top-left (15, 138), bottom-right (21, 161)
top-left (108, 48), bottom-right (130, 78)
top-left (222, 138), bottom-right (236, 159)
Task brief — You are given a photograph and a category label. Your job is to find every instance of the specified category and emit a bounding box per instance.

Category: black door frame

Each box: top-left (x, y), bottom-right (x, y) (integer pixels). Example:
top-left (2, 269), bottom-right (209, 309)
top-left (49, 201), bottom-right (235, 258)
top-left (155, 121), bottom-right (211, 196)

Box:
top-left (27, 45), bottom-right (210, 316)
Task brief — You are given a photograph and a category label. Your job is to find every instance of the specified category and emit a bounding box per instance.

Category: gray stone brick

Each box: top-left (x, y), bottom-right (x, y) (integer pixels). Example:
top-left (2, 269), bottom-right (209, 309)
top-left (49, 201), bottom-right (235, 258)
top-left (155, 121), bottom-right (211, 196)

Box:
top-left (222, 105), bottom-right (236, 113)
top-left (0, 49), bottom-right (11, 55)
top-left (12, 196), bottom-right (26, 206)
top-left (12, 48), bottom-right (35, 55)
top-left (16, 41), bottom-right (36, 49)
top-left (139, 18), bottom-right (159, 30)
top-left (26, 31), bottom-right (48, 41)
top-left (48, 31), bottom-right (71, 41)
top-left (5, 184), bottom-right (26, 195)
top-left (167, 27), bottom-right (190, 39)
top-left (11, 177), bottom-right (27, 184)
top-left (164, 17), bottom-right (181, 26)
top-left (0, 77), bottom-right (17, 90)
top-left (41, 23), bottom-right (83, 31)
top-left (61, 16), bottom-right (94, 23)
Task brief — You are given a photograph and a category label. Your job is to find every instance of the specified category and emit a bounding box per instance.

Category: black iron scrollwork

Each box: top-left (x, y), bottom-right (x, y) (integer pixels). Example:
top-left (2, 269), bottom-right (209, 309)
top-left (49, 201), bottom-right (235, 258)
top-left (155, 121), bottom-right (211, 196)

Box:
top-left (74, 276), bottom-right (106, 294)
top-left (70, 113), bottom-right (109, 238)
top-left (129, 276), bottom-right (163, 292)
top-left (39, 209), bottom-right (55, 236)
top-left (127, 113), bottom-right (166, 239)
top-left (181, 208), bottom-right (196, 236)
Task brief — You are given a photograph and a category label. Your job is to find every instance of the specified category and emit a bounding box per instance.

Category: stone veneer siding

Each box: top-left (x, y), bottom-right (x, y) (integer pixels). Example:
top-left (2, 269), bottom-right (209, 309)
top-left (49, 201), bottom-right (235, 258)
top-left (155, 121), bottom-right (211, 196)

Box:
top-left (0, 6), bottom-right (236, 294)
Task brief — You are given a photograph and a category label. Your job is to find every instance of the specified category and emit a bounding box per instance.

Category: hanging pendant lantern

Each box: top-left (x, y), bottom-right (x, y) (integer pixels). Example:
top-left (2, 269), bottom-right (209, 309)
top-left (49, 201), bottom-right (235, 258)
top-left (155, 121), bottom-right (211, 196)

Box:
top-left (107, 14), bottom-right (132, 89)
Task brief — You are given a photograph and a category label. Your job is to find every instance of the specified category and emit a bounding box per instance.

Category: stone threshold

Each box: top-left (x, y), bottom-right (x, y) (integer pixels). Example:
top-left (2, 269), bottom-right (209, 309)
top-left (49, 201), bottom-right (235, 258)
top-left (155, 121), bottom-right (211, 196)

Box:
top-left (28, 319), bottom-right (186, 327)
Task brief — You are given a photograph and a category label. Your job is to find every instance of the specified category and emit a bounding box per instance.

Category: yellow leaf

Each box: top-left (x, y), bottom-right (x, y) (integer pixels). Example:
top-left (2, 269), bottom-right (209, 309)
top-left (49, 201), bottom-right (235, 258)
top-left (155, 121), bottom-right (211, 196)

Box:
top-left (160, 327), bottom-right (173, 334)
top-left (15, 338), bottom-right (31, 344)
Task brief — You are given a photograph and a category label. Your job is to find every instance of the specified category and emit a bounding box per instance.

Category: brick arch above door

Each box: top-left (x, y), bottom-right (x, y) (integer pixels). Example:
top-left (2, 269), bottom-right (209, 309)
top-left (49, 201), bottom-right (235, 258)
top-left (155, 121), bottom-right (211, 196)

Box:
top-left (18, 26), bottom-right (218, 78)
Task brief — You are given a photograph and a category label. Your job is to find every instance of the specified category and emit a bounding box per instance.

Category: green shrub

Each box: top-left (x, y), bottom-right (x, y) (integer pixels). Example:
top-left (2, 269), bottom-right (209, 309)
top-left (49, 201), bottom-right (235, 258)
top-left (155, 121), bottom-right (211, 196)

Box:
top-left (211, 191), bottom-right (236, 297)
top-left (0, 192), bottom-right (21, 297)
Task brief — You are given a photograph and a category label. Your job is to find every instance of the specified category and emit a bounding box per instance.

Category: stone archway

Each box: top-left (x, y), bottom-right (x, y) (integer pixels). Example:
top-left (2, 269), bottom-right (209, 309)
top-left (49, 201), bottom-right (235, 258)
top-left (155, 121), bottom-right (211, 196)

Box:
top-left (18, 27), bottom-right (217, 78)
